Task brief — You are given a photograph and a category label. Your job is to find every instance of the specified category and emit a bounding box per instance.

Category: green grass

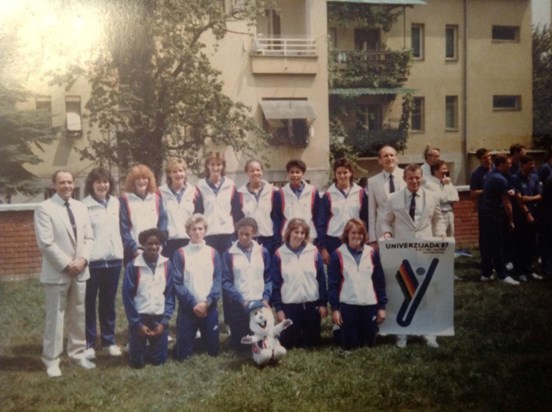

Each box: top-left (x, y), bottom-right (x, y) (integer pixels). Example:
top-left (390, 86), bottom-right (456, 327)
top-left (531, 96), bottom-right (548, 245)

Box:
top-left (1, 254), bottom-right (551, 411)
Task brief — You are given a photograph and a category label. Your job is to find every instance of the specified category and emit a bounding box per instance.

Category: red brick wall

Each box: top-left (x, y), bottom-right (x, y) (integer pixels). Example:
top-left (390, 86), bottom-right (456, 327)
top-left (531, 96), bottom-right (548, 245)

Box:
top-left (0, 208), bottom-right (42, 280)
top-left (0, 191), bottom-right (481, 279)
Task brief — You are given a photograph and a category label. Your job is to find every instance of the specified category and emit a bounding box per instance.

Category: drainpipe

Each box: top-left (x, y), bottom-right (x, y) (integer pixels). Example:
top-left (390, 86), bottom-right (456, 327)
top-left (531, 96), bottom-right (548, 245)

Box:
top-left (462, 0), bottom-right (468, 183)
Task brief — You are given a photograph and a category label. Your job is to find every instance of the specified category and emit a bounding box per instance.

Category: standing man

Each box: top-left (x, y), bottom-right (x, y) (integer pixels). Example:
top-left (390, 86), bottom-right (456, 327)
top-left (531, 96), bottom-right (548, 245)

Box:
top-left (421, 145), bottom-right (441, 184)
top-left (478, 155), bottom-right (519, 285)
top-left (34, 170), bottom-right (95, 377)
top-left (367, 145), bottom-right (405, 244)
top-left (508, 143), bottom-right (526, 175)
top-left (381, 164), bottom-right (446, 348)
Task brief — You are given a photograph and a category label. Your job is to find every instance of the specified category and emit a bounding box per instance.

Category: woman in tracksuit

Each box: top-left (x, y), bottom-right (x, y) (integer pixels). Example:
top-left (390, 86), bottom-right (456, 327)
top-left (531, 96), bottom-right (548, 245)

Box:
top-left (222, 217), bottom-right (272, 351)
top-left (272, 218), bottom-right (328, 349)
top-left (328, 218), bottom-right (387, 349)
top-left (318, 158), bottom-right (368, 265)
top-left (237, 159), bottom-right (282, 256)
top-left (83, 167), bottom-right (124, 360)
top-left (159, 158), bottom-right (203, 259)
top-left (196, 151), bottom-right (243, 256)
top-left (173, 214), bottom-right (222, 360)
top-left (120, 164), bottom-right (168, 265)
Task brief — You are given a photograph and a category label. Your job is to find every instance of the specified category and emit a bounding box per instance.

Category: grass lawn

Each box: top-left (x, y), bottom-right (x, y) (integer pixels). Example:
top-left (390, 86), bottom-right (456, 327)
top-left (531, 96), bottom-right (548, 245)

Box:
top-left (1, 253), bottom-right (551, 411)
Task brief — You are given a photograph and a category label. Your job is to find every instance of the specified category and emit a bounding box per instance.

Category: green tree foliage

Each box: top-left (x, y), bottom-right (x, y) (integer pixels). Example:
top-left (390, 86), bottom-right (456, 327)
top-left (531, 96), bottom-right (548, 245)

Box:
top-left (49, 0), bottom-right (272, 180)
top-left (328, 3), bottom-right (402, 30)
top-left (533, 26), bottom-right (552, 148)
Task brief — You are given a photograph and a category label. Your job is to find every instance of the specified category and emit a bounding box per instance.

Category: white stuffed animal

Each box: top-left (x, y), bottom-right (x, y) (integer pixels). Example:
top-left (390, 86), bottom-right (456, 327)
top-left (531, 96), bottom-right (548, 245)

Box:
top-left (241, 301), bottom-right (293, 366)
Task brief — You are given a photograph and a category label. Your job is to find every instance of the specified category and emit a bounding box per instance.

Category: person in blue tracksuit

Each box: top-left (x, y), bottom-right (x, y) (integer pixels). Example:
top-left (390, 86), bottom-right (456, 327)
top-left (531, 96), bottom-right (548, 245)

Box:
top-left (318, 157), bottom-right (368, 265)
top-left (238, 159), bottom-right (282, 256)
top-left (222, 217), bottom-right (272, 351)
top-left (159, 158), bottom-right (203, 259)
top-left (122, 228), bottom-right (175, 368)
top-left (120, 164), bottom-right (168, 265)
top-left (195, 151), bottom-right (243, 256)
top-left (272, 218), bottom-right (328, 349)
top-left (173, 214), bottom-right (222, 360)
top-left (83, 166), bottom-right (124, 359)
top-left (328, 218), bottom-right (387, 349)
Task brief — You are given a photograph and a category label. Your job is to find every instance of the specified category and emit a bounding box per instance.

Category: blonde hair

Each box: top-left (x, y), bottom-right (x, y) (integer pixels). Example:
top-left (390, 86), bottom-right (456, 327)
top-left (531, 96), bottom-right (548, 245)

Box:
top-left (340, 218), bottom-right (367, 245)
top-left (204, 151), bottom-right (226, 178)
top-left (165, 158), bottom-right (188, 186)
top-left (124, 164), bottom-right (157, 194)
top-left (185, 213), bottom-right (208, 235)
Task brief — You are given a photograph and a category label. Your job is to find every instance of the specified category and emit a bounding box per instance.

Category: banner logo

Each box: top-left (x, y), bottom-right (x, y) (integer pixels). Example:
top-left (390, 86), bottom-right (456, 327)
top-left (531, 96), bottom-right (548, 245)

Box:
top-left (395, 258), bottom-right (439, 327)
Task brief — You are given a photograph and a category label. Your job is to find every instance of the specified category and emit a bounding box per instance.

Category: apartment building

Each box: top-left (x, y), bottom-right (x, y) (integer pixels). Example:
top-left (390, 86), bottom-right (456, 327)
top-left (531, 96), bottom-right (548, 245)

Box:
top-left (6, 0), bottom-right (532, 201)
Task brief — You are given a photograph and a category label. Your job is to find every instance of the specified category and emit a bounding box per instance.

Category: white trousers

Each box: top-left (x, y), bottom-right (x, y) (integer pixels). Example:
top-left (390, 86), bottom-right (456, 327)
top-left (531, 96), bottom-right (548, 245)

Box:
top-left (43, 279), bottom-right (87, 361)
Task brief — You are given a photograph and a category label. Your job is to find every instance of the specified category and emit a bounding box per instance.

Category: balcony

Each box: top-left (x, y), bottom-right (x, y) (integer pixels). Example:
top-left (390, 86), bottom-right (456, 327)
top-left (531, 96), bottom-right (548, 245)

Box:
top-left (329, 49), bottom-right (411, 88)
top-left (250, 35), bottom-right (319, 75)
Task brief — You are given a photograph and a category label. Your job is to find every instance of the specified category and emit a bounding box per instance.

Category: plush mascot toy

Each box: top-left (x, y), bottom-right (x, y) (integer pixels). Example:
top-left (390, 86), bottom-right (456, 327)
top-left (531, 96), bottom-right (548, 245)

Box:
top-left (241, 300), bottom-right (293, 366)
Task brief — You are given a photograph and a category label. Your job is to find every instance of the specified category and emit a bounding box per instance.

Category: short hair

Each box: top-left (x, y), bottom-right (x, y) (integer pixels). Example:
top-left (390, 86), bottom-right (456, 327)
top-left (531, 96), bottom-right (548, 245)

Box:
top-left (283, 218), bottom-right (310, 244)
top-left (235, 217), bottom-right (258, 234)
top-left (165, 158), bottom-right (187, 186)
top-left (84, 167), bottom-right (116, 197)
top-left (340, 218), bottom-right (368, 245)
top-left (430, 159), bottom-right (447, 175)
top-left (509, 143), bottom-right (525, 156)
top-left (244, 159), bottom-right (264, 173)
top-left (423, 145), bottom-right (440, 161)
top-left (138, 228), bottom-right (166, 246)
top-left (378, 145), bottom-right (397, 158)
top-left (403, 163), bottom-right (422, 177)
top-left (286, 159), bottom-right (307, 173)
top-left (519, 155), bottom-right (535, 165)
top-left (333, 157), bottom-right (354, 184)
top-left (475, 148), bottom-right (489, 159)
top-left (185, 213), bottom-right (208, 235)
top-left (493, 154), bottom-right (509, 168)
top-left (124, 164), bottom-right (157, 194)
top-left (204, 152), bottom-right (226, 178)
top-left (52, 170), bottom-right (74, 183)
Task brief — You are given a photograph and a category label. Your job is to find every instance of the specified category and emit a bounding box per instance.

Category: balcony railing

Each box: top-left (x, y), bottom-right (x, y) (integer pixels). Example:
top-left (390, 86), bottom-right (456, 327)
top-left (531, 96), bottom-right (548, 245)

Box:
top-left (330, 49), bottom-right (411, 88)
top-left (251, 35), bottom-right (317, 57)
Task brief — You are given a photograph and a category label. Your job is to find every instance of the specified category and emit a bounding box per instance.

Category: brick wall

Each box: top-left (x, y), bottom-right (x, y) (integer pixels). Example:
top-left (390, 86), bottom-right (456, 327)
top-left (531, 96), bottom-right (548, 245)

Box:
top-left (0, 190), bottom-right (481, 280)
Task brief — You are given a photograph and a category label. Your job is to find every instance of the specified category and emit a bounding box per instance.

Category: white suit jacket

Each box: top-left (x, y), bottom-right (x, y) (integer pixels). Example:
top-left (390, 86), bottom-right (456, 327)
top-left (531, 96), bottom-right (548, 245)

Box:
top-left (34, 194), bottom-right (94, 284)
top-left (367, 168), bottom-right (405, 242)
top-left (380, 187), bottom-right (446, 240)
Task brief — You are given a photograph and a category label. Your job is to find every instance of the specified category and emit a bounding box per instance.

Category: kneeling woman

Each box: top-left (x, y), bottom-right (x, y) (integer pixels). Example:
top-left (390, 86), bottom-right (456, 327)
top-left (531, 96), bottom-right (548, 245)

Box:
top-left (328, 218), bottom-right (387, 349)
top-left (272, 218), bottom-right (328, 348)
top-left (173, 214), bottom-right (222, 360)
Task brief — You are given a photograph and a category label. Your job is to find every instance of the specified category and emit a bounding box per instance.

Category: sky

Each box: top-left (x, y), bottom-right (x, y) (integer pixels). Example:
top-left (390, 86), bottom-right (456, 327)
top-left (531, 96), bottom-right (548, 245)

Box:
top-left (533, 0), bottom-right (551, 28)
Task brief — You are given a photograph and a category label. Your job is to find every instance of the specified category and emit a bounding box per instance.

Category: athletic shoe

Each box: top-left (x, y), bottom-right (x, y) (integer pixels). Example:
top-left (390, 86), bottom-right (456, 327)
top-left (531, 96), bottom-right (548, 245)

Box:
top-left (43, 358), bottom-right (61, 378)
top-left (480, 274), bottom-right (495, 282)
top-left (74, 357), bottom-right (96, 370)
top-left (83, 348), bottom-right (96, 360)
top-left (502, 276), bottom-right (520, 285)
top-left (505, 262), bottom-right (514, 271)
top-left (424, 335), bottom-right (439, 348)
top-left (107, 345), bottom-right (122, 357)
top-left (518, 275), bottom-right (528, 282)
top-left (531, 273), bottom-right (543, 280)
top-left (396, 335), bottom-right (407, 348)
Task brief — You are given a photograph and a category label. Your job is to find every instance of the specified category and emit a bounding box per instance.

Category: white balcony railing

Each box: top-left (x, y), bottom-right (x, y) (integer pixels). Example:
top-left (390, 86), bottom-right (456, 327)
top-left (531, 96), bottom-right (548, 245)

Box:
top-left (251, 35), bottom-right (316, 57)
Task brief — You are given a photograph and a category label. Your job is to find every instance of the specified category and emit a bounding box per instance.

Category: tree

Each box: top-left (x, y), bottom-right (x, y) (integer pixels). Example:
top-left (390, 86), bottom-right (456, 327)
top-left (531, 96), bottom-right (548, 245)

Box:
top-left (533, 25), bottom-right (552, 148)
top-left (49, 0), bottom-right (272, 181)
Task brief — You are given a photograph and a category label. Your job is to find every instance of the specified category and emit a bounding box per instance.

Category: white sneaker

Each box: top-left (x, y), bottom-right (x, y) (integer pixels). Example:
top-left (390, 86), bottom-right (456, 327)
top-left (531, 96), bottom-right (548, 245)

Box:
top-left (531, 273), bottom-right (543, 280)
top-left (502, 276), bottom-right (520, 286)
top-left (43, 358), bottom-right (61, 378)
top-left (83, 348), bottom-right (96, 360)
top-left (74, 356), bottom-right (96, 370)
top-left (396, 335), bottom-right (407, 348)
top-left (424, 335), bottom-right (439, 348)
top-left (505, 262), bottom-right (514, 271)
top-left (480, 274), bottom-right (495, 282)
top-left (107, 345), bottom-right (122, 357)
top-left (519, 275), bottom-right (528, 282)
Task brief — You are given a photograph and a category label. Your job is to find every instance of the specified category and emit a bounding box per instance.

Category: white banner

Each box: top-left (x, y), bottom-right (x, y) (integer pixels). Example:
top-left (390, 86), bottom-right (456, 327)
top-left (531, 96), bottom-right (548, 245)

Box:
top-left (378, 238), bottom-right (455, 336)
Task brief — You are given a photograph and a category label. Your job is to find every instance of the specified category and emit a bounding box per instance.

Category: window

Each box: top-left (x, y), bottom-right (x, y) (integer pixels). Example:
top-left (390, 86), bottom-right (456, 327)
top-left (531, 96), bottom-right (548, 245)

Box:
top-left (354, 29), bottom-right (380, 51)
top-left (356, 104), bottom-right (382, 131)
top-left (411, 24), bottom-right (424, 59)
top-left (493, 95), bottom-right (521, 111)
top-left (492, 26), bottom-right (520, 42)
top-left (36, 96), bottom-right (52, 127)
top-left (445, 96), bottom-right (458, 130)
top-left (411, 97), bottom-right (425, 131)
top-left (445, 25), bottom-right (458, 60)
top-left (260, 99), bottom-right (316, 148)
top-left (65, 96), bottom-right (82, 137)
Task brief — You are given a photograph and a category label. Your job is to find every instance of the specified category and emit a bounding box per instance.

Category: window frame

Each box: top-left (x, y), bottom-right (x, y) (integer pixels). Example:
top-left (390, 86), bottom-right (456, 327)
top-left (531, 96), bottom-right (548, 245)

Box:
top-left (445, 95), bottom-right (459, 130)
top-left (492, 25), bottom-right (520, 42)
top-left (493, 95), bottom-right (522, 111)
top-left (445, 25), bottom-right (458, 61)
top-left (411, 97), bottom-right (425, 132)
top-left (411, 24), bottom-right (424, 60)
top-left (65, 95), bottom-right (82, 137)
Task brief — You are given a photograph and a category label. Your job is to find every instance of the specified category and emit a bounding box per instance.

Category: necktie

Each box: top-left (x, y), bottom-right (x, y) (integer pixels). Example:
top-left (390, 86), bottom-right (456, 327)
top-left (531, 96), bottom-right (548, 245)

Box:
top-left (65, 201), bottom-right (77, 238)
top-left (409, 193), bottom-right (416, 221)
top-left (389, 174), bottom-right (395, 193)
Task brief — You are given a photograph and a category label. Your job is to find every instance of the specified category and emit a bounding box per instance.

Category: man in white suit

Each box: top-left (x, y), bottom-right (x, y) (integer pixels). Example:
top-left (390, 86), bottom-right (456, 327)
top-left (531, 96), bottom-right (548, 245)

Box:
top-left (34, 170), bottom-right (95, 377)
top-left (381, 164), bottom-right (446, 348)
top-left (367, 145), bottom-right (405, 244)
